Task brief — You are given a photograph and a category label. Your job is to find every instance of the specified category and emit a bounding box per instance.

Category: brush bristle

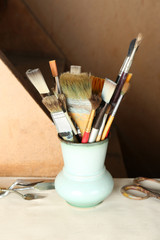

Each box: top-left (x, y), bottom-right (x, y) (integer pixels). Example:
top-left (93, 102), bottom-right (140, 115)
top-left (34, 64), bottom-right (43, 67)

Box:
top-left (101, 78), bottom-right (116, 103)
top-left (58, 93), bottom-right (67, 111)
top-left (26, 69), bottom-right (50, 95)
top-left (49, 60), bottom-right (58, 77)
top-left (91, 76), bottom-right (105, 96)
top-left (135, 33), bottom-right (143, 49)
top-left (60, 72), bottom-right (92, 99)
top-left (121, 82), bottom-right (130, 95)
top-left (106, 105), bottom-right (111, 114)
top-left (42, 95), bottom-right (61, 113)
top-left (89, 94), bottom-right (102, 110)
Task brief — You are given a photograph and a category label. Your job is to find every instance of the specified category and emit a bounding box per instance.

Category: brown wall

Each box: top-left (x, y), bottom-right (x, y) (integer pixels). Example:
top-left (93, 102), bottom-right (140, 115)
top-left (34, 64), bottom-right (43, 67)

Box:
top-left (23, 0), bottom-right (160, 177)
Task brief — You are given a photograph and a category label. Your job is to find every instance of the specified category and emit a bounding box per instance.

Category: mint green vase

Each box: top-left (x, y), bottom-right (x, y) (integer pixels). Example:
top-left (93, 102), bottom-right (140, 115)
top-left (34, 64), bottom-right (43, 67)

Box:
top-left (55, 137), bottom-right (114, 208)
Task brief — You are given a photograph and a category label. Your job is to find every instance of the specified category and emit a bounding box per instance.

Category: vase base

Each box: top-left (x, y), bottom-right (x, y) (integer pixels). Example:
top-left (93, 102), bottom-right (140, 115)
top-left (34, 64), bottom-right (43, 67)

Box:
top-left (66, 200), bottom-right (103, 209)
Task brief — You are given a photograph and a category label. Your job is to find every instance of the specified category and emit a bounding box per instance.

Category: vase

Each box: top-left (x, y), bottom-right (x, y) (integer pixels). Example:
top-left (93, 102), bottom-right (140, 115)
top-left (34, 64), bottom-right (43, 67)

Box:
top-left (55, 137), bottom-right (114, 208)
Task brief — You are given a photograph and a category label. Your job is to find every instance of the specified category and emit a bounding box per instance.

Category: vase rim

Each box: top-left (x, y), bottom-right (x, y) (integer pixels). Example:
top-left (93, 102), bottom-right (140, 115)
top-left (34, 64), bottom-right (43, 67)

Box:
top-left (58, 134), bottom-right (109, 146)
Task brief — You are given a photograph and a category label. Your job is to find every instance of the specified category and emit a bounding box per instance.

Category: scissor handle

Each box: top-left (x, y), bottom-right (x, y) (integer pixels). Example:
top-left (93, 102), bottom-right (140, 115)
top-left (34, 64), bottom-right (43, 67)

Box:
top-left (121, 185), bottom-right (150, 200)
top-left (133, 177), bottom-right (160, 185)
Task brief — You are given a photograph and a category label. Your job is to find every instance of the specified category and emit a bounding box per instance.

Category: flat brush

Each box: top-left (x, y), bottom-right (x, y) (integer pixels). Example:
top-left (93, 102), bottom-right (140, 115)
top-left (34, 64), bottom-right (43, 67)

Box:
top-left (90, 75), bottom-right (105, 96)
top-left (49, 60), bottom-right (61, 94)
top-left (116, 38), bottom-right (136, 83)
top-left (60, 72), bottom-right (91, 99)
top-left (101, 82), bottom-right (130, 140)
top-left (89, 79), bottom-right (116, 143)
top-left (110, 33), bottom-right (142, 107)
top-left (54, 92), bottom-right (81, 142)
top-left (60, 71), bottom-right (92, 134)
top-left (42, 95), bottom-right (75, 142)
top-left (81, 94), bottom-right (101, 143)
top-left (26, 68), bottom-right (50, 97)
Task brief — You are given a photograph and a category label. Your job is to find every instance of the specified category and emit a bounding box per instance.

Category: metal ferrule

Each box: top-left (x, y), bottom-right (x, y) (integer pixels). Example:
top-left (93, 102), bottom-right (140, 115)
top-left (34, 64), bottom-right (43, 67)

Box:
top-left (119, 56), bottom-right (129, 76)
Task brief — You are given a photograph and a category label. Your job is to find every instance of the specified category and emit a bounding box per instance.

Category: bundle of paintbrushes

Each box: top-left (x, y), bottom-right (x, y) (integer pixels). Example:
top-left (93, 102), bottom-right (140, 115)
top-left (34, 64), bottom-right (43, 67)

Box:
top-left (25, 33), bottom-right (142, 144)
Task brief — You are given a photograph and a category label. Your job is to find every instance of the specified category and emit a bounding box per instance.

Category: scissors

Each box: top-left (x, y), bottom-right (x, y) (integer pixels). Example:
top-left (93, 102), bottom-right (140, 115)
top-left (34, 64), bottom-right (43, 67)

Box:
top-left (121, 177), bottom-right (160, 200)
top-left (0, 179), bottom-right (55, 199)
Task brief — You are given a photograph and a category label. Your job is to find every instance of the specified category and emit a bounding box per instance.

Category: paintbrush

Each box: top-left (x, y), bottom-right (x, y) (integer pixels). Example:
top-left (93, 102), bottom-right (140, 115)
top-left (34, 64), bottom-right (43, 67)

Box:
top-left (90, 75), bottom-right (105, 96)
top-left (60, 71), bottom-right (92, 135)
top-left (88, 79), bottom-right (116, 143)
top-left (26, 68), bottom-right (50, 98)
top-left (81, 94), bottom-right (101, 143)
top-left (54, 92), bottom-right (81, 142)
top-left (101, 81), bottom-right (130, 140)
top-left (96, 105), bottom-right (111, 142)
top-left (42, 95), bottom-right (76, 142)
top-left (26, 68), bottom-right (76, 142)
top-left (81, 75), bottom-right (104, 143)
top-left (49, 60), bottom-right (62, 94)
top-left (110, 33), bottom-right (142, 107)
top-left (116, 38), bottom-right (136, 83)
top-left (96, 73), bottom-right (132, 142)
top-left (49, 62), bottom-right (81, 142)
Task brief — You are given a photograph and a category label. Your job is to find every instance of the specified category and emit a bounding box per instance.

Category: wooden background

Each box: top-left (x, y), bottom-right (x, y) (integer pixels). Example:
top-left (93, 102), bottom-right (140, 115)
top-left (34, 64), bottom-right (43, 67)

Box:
top-left (0, 0), bottom-right (160, 177)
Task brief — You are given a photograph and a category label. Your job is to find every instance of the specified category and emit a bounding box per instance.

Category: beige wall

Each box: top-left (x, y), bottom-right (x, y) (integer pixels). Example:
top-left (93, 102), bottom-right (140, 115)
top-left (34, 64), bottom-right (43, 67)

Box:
top-left (0, 52), bottom-right (63, 177)
top-left (23, 0), bottom-right (160, 176)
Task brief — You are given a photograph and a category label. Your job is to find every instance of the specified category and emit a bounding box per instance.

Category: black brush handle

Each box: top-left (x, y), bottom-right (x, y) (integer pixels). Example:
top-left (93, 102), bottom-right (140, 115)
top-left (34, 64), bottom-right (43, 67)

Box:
top-left (110, 72), bottom-right (128, 106)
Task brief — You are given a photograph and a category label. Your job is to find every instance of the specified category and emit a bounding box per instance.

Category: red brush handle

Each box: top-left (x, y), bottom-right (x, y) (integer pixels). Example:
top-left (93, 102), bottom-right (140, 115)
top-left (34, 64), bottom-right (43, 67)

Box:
top-left (105, 127), bottom-right (111, 139)
top-left (81, 132), bottom-right (90, 143)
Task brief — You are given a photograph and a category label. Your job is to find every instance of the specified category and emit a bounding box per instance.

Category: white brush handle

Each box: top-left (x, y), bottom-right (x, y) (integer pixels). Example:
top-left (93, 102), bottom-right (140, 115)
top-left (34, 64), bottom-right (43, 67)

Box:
top-left (64, 112), bottom-right (78, 135)
top-left (88, 128), bottom-right (99, 143)
top-left (55, 76), bottom-right (61, 94)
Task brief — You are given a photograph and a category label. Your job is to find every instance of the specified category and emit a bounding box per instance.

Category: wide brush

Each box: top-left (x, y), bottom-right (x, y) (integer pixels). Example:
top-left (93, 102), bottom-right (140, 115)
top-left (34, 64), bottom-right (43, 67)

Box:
top-left (26, 68), bottom-right (50, 97)
top-left (88, 79), bottom-right (116, 143)
top-left (54, 92), bottom-right (81, 142)
top-left (101, 81), bottom-right (130, 140)
top-left (49, 62), bottom-right (81, 142)
top-left (60, 71), bottom-right (92, 134)
top-left (42, 95), bottom-right (76, 142)
top-left (49, 60), bottom-right (61, 94)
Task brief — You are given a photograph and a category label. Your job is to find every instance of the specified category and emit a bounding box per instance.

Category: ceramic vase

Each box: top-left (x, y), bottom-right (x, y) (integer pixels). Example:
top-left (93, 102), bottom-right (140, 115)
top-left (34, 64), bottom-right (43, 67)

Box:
top-left (55, 137), bottom-right (114, 208)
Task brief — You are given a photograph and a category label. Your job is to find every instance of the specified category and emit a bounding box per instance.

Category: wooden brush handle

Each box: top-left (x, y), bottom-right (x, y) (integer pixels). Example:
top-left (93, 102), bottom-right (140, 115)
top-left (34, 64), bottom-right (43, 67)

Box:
top-left (101, 115), bottom-right (114, 140)
top-left (81, 110), bottom-right (95, 143)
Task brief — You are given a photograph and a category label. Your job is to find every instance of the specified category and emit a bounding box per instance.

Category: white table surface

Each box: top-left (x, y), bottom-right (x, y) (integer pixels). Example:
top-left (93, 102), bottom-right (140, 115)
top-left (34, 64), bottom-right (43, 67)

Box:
top-left (0, 178), bottom-right (159, 240)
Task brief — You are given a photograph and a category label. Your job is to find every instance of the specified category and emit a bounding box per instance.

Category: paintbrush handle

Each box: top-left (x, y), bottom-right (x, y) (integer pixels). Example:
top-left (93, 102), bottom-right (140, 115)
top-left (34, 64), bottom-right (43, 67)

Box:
top-left (81, 110), bottom-right (95, 143)
top-left (55, 76), bottom-right (62, 94)
top-left (110, 72), bottom-right (128, 106)
top-left (101, 94), bottom-right (123, 140)
top-left (101, 115), bottom-right (114, 140)
top-left (96, 113), bottom-right (108, 142)
top-left (64, 112), bottom-right (81, 143)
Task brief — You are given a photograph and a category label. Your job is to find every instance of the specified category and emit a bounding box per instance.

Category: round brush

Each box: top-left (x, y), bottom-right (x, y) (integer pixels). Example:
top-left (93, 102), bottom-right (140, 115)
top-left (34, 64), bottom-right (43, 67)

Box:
top-left (110, 33), bottom-right (143, 107)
